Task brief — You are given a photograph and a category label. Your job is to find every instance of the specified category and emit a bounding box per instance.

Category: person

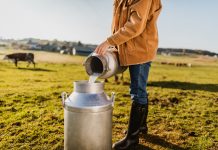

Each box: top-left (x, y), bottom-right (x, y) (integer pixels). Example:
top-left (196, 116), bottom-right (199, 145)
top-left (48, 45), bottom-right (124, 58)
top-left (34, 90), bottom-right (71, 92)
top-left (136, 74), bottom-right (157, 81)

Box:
top-left (95, 0), bottom-right (162, 149)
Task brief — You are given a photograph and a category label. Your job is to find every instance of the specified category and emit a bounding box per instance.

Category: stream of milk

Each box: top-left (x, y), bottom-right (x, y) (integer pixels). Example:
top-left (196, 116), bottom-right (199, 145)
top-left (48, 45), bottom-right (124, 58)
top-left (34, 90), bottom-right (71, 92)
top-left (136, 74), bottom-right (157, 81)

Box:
top-left (88, 73), bottom-right (100, 83)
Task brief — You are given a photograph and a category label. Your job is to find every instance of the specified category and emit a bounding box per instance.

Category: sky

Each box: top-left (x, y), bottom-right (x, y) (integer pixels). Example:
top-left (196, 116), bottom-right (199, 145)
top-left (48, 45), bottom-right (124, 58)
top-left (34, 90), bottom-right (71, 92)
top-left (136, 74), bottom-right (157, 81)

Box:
top-left (0, 0), bottom-right (218, 53)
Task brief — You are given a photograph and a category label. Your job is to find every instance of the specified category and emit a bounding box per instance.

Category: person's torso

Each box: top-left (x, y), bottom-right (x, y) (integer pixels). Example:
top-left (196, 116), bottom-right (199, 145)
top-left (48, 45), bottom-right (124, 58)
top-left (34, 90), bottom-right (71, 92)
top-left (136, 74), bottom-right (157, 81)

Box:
top-left (112, 0), bottom-right (162, 66)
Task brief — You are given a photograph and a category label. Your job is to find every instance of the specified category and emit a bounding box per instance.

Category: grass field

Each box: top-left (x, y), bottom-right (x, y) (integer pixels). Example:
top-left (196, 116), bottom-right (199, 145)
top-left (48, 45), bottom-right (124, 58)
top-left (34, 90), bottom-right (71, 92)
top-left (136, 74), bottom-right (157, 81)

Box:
top-left (0, 49), bottom-right (218, 150)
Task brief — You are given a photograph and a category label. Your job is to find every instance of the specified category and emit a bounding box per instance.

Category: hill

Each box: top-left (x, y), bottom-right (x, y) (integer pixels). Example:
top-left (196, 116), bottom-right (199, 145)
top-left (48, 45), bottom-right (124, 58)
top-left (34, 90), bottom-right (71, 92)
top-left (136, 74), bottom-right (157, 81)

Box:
top-left (0, 38), bottom-right (217, 57)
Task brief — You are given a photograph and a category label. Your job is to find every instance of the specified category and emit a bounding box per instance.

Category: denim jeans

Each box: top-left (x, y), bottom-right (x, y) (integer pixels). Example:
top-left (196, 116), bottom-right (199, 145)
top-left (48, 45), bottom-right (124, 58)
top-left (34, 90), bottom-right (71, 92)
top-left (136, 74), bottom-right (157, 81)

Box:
top-left (129, 62), bottom-right (151, 105)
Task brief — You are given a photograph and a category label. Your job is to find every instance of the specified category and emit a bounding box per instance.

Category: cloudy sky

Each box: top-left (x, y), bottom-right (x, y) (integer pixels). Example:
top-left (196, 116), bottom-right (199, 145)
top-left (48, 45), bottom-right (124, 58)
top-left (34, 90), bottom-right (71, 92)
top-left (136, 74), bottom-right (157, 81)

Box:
top-left (0, 0), bottom-right (218, 53)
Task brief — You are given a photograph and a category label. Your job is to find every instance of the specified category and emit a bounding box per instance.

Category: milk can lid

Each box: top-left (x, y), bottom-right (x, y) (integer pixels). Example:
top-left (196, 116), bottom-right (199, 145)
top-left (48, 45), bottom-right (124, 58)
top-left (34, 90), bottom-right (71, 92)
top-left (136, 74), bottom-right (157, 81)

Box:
top-left (64, 81), bottom-right (114, 113)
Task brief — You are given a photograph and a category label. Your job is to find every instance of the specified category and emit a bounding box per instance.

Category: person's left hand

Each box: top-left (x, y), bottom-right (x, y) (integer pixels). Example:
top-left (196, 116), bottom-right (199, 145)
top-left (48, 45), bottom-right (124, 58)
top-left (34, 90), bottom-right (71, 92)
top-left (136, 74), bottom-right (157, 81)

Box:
top-left (94, 40), bottom-right (111, 55)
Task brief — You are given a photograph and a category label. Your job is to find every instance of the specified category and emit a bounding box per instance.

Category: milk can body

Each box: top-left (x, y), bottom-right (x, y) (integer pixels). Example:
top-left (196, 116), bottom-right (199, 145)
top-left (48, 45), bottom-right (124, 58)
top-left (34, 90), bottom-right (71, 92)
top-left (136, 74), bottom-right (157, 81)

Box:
top-left (62, 81), bottom-right (114, 150)
top-left (84, 49), bottom-right (127, 79)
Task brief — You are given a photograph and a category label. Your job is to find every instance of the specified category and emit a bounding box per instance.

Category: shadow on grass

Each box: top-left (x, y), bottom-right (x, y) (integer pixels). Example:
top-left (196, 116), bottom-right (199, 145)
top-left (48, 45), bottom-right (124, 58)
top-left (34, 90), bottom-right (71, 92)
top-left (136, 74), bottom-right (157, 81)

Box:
top-left (17, 67), bottom-right (56, 72)
top-left (148, 81), bottom-right (218, 92)
top-left (134, 144), bottom-right (154, 150)
top-left (142, 134), bottom-right (186, 150)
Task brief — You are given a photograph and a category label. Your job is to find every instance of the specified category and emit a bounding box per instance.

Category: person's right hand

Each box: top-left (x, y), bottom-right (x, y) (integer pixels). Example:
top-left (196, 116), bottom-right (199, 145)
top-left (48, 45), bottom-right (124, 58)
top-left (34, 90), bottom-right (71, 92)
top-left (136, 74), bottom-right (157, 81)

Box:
top-left (94, 40), bottom-right (111, 55)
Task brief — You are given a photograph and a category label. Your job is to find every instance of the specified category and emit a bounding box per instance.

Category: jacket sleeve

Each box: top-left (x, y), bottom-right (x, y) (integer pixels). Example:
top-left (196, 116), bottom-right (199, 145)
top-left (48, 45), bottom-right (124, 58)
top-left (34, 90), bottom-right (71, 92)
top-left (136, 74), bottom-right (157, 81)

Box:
top-left (107, 0), bottom-right (153, 46)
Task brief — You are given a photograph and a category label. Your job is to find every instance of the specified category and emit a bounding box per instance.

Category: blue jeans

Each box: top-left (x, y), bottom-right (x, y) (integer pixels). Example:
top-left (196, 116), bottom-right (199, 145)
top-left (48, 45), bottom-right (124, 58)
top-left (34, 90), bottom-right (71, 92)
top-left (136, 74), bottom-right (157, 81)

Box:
top-left (129, 62), bottom-right (151, 105)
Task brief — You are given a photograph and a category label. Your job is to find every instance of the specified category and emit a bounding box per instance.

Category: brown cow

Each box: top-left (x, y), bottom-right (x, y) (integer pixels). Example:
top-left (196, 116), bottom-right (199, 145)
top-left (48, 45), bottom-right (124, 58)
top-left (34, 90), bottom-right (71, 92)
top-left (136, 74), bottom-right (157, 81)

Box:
top-left (3, 53), bottom-right (35, 68)
top-left (105, 73), bottom-right (124, 83)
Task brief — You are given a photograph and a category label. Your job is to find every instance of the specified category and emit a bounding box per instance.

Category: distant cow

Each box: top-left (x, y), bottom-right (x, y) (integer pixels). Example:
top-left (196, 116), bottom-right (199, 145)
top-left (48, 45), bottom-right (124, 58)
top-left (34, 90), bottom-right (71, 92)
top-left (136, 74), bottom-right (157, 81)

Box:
top-left (160, 61), bottom-right (192, 68)
top-left (3, 53), bottom-right (35, 68)
top-left (105, 73), bottom-right (124, 84)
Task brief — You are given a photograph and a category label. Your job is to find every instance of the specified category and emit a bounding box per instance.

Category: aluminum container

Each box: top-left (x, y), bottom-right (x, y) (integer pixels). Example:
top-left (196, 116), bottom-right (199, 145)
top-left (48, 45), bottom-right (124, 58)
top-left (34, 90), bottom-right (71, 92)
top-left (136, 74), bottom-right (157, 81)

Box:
top-left (84, 49), bottom-right (127, 79)
top-left (62, 81), bottom-right (115, 150)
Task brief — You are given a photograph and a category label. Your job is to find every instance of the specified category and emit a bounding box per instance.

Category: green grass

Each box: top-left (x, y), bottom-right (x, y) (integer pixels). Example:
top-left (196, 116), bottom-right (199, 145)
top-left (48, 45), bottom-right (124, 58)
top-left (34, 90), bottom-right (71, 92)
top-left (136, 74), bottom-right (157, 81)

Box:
top-left (0, 53), bottom-right (218, 150)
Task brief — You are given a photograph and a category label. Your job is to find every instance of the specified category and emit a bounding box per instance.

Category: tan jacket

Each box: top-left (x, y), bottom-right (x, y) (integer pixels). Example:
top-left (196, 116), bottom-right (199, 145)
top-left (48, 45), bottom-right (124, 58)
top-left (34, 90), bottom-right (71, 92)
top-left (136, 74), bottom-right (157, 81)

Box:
top-left (107, 0), bottom-right (162, 66)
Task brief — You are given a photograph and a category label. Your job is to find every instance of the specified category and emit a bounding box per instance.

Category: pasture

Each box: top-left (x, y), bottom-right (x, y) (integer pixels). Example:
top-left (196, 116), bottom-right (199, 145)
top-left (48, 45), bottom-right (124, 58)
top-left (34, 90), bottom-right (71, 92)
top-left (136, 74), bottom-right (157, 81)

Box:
top-left (0, 49), bottom-right (218, 149)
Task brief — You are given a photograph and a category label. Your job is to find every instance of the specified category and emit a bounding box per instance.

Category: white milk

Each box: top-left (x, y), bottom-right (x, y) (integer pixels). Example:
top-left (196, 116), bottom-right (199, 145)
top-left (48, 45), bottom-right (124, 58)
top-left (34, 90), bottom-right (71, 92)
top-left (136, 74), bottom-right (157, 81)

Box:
top-left (88, 73), bottom-right (100, 83)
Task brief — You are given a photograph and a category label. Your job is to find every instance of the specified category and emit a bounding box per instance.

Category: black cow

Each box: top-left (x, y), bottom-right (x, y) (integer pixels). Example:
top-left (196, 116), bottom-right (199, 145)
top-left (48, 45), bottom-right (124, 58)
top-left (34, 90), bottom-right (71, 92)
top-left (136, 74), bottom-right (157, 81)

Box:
top-left (3, 53), bottom-right (35, 68)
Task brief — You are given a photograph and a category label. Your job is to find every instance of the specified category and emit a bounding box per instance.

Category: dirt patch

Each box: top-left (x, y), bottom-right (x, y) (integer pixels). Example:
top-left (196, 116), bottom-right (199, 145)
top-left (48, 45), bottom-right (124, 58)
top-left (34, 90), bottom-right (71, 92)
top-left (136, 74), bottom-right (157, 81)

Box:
top-left (12, 121), bottom-right (21, 126)
top-left (0, 100), bottom-right (5, 106)
top-left (0, 123), bottom-right (5, 128)
top-left (149, 96), bottom-right (181, 107)
top-left (169, 97), bottom-right (179, 104)
top-left (34, 95), bottom-right (50, 103)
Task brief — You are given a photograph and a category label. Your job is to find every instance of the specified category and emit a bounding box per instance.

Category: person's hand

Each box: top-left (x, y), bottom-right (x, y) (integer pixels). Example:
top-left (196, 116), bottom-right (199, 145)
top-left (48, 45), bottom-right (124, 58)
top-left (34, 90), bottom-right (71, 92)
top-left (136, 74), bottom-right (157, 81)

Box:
top-left (94, 40), bottom-right (111, 55)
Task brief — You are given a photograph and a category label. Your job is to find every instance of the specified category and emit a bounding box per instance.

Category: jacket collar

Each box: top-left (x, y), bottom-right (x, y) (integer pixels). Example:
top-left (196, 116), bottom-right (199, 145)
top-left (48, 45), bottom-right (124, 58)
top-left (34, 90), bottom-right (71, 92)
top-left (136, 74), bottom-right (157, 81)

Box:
top-left (117, 0), bottom-right (125, 8)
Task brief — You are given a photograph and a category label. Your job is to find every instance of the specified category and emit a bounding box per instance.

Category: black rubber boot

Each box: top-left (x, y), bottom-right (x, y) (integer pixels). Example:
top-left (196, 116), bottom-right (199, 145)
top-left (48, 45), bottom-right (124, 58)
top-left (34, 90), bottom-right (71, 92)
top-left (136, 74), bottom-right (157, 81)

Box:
top-left (113, 101), bottom-right (147, 150)
top-left (123, 102), bottom-right (148, 135)
top-left (139, 102), bottom-right (148, 134)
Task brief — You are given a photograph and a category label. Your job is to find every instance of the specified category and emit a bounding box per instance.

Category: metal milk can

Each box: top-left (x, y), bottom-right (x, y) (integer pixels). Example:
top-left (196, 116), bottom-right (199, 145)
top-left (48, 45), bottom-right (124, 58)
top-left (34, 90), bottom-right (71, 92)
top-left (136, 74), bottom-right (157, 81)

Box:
top-left (84, 48), bottom-right (127, 79)
top-left (62, 81), bottom-right (115, 150)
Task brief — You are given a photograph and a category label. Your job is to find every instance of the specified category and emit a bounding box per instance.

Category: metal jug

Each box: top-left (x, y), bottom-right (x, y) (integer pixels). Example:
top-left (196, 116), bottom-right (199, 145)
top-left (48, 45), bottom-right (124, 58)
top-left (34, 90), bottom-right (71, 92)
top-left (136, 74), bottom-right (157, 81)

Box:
top-left (84, 48), bottom-right (127, 79)
top-left (62, 81), bottom-right (115, 150)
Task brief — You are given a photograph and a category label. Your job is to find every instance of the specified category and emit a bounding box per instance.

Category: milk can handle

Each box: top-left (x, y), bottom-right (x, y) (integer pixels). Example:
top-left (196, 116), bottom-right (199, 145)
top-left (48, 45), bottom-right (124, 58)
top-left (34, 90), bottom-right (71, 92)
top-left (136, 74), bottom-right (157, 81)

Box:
top-left (61, 92), bottom-right (68, 107)
top-left (111, 92), bottom-right (116, 107)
